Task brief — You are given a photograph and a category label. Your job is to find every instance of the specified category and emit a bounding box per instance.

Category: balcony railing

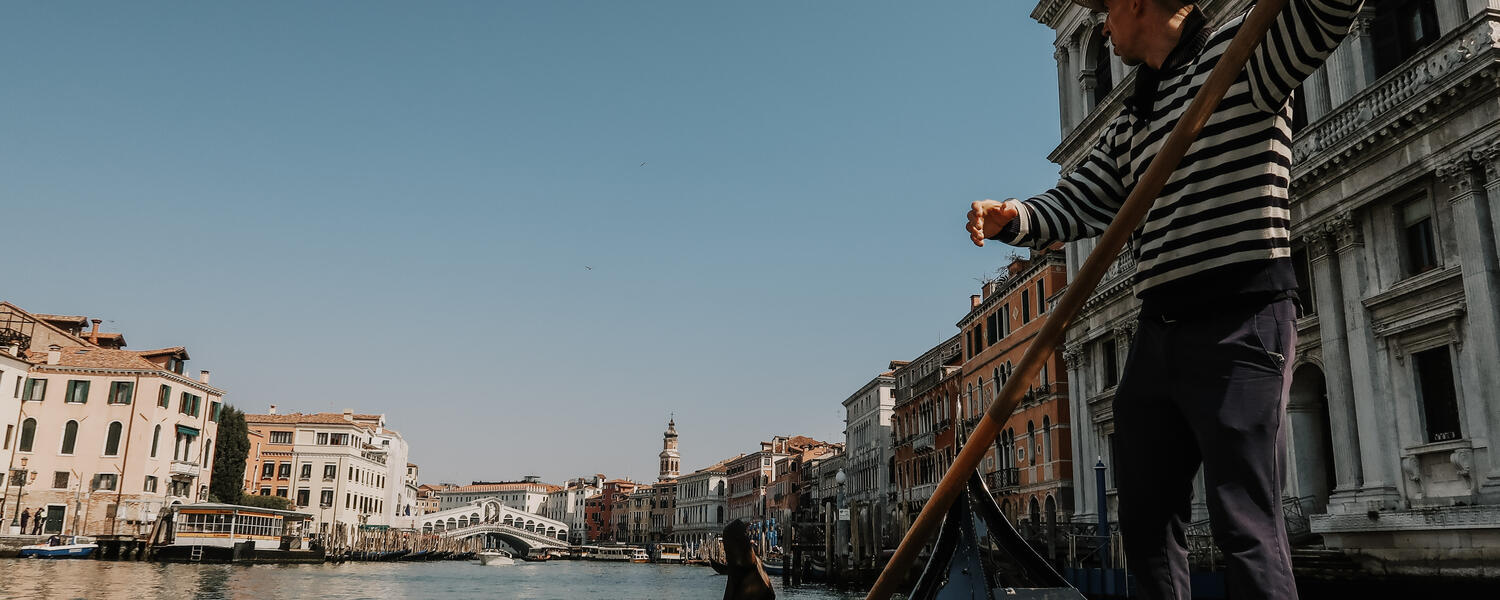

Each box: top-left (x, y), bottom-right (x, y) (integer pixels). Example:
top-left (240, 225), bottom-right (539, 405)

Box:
top-left (986, 467), bottom-right (1020, 493)
top-left (170, 460), bottom-right (201, 478)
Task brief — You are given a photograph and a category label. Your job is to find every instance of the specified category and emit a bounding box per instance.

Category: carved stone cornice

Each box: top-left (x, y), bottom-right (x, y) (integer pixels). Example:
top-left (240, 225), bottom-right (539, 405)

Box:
top-left (1473, 136), bottom-right (1500, 183)
top-left (1054, 45), bottom-right (1070, 62)
top-left (1111, 320), bottom-right (1138, 344)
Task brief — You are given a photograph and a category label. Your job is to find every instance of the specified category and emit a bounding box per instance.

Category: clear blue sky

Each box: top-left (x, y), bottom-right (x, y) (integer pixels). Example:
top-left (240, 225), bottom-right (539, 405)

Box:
top-left (1, 1), bottom-right (1061, 484)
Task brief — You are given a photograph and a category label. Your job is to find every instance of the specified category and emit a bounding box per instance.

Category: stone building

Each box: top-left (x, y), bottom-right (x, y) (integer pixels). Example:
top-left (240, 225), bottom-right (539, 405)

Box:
top-left (674, 459), bottom-right (735, 553)
top-left (545, 475), bottom-right (601, 545)
top-left (841, 371), bottom-right (897, 553)
top-left (1031, 0), bottom-right (1500, 575)
top-left (584, 478), bottom-right (637, 543)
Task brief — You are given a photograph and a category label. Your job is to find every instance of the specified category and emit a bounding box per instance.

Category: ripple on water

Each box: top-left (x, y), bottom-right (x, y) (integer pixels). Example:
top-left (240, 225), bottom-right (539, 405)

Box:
top-left (0, 559), bottom-right (867, 600)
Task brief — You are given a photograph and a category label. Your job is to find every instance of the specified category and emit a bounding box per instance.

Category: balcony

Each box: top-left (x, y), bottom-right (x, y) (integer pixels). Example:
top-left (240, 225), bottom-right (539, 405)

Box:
top-left (1292, 14), bottom-right (1500, 184)
top-left (170, 461), bottom-right (201, 479)
top-left (987, 467), bottom-right (1021, 494)
top-left (912, 432), bottom-right (935, 452)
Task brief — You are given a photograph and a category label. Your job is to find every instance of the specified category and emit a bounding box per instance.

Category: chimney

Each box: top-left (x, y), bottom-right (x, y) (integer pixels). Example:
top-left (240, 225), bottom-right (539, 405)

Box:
top-left (268, 405), bottom-right (278, 415)
top-left (970, 294), bottom-right (982, 309)
top-left (198, 370), bottom-right (211, 384)
top-left (89, 319), bottom-right (101, 345)
top-left (47, 344), bottom-right (61, 365)
top-left (343, 408), bottom-right (354, 421)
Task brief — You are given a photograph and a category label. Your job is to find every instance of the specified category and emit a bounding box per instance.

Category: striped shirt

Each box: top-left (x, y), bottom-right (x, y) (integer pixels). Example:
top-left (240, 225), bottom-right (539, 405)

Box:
top-left (997, 1), bottom-right (1362, 308)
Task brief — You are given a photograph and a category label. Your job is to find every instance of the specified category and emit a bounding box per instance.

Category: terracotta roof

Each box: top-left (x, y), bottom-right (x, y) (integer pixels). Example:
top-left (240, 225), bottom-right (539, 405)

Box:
top-left (688, 454), bottom-right (744, 475)
top-left (242, 412), bottom-right (378, 431)
top-left (33, 314), bottom-right (88, 326)
top-left (27, 346), bottom-right (160, 370)
top-left (442, 482), bottom-right (562, 494)
top-left (137, 346), bottom-right (189, 358)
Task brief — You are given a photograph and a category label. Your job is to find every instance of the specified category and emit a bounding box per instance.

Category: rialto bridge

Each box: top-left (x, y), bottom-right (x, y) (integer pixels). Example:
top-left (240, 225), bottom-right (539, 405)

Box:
top-left (417, 499), bottom-right (569, 553)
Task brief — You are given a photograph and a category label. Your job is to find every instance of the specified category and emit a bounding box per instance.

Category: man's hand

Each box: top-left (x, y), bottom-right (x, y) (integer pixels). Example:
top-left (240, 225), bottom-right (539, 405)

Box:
top-left (967, 199), bottom-right (1020, 247)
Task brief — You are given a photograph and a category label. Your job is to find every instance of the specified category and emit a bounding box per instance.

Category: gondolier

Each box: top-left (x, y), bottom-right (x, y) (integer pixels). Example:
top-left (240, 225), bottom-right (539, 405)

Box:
top-left (966, 1), bottom-right (1362, 598)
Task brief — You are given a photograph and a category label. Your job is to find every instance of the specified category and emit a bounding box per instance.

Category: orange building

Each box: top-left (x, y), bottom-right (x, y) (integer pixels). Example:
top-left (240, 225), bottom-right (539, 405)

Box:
top-left (585, 479), bottom-right (637, 543)
top-left (955, 248), bottom-right (1072, 550)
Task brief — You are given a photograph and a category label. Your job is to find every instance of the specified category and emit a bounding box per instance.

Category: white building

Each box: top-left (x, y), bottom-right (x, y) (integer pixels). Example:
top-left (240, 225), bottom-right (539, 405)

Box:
top-left (1, 343), bottom-right (34, 528)
top-left (1033, 0), bottom-right (1500, 575)
top-left (438, 477), bottom-right (559, 513)
top-left (675, 463), bottom-right (732, 553)
top-left (545, 475), bottom-right (602, 545)
top-left (842, 371), bottom-right (897, 550)
top-left (244, 411), bottom-right (395, 542)
top-left (0, 304), bottom-right (222, 536)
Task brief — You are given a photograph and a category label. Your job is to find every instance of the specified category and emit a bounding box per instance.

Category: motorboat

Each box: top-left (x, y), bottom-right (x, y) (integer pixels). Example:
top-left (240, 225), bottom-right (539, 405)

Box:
top-left (477, 550), bottom-right (516, 566)
top-left (18, 536), bottom-right (97, 559)
top-left (629, 548), bottom-right (650, 563)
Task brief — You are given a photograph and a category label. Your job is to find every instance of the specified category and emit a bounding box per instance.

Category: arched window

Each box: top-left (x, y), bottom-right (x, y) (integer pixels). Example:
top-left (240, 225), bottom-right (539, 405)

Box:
top-left (151, 425), bottom-right (161, 458)
top-left (104, 421), bottom-right (123, 456)
top-left (18, 418), bottom-right (36, 452)
top-left (1091, 28), bottom-right (1114, 106)
top-left (61, 420), bottom-right (79, 455)
top-left (1027, 421), bottom-right (1037, 466)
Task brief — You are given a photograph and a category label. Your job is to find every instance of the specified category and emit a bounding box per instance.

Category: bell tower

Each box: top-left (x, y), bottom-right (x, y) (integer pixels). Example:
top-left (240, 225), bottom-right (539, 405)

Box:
top-left (659, 415), bottom-right (680, 481)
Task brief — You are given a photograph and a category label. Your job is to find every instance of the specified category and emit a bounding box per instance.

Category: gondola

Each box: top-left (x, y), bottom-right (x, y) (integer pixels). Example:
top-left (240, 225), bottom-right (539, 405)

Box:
top-left (906, 470), bottom-right (1085, 600)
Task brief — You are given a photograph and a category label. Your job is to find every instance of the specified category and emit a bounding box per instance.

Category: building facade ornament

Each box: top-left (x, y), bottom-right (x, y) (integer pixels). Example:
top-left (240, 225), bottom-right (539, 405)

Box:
top-left (1324, 211), bottom-right (1363, 251)
top-left (1062, 343), bottom-right (1086, 370)
top-left (1302, 231), bottom-right (1334, 261)
top-left (1112, 320), bottom-right (1138, 344)
top-left (1402, 455), bottom-right (1423, 500)
top-left (1452, 448), bottom-right (1474, 483)
top-left (1436, 151), bottom-right (1483, 198)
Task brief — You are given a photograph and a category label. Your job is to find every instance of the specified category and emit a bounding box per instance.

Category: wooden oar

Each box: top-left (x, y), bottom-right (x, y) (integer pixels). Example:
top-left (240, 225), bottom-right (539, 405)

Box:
top-left (865, 1), bottom-right (1289, 597)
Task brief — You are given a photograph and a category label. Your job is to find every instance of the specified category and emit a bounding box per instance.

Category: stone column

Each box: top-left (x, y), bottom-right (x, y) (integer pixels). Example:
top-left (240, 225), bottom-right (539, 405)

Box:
top-left (1438, 0), bottom-right (1472, 34)
top-left (1303, 66), bottom-right (1333, 123)
top-left (1063, 343), bottom-right (1093, 523)
top-left (1329, 213), bottom-right (1402, 507)
top-left (1305, 230), bottom-right (1365, 501)
top-left (1079, 70), bottom-right (1098, 116)
top-left (1055, 45), bottom-right (1073, 134)
top-left (1327, 8), bottom-right (1378, 108)
top-left (1069, 38), bottom-right (1086, 130)
top-left (1469, 146), bottom-right (1500, 499)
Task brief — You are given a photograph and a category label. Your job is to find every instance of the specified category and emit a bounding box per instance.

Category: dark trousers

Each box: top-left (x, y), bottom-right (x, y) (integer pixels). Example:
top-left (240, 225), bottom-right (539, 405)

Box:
top-left (1113, 298), bottom-right (1298, 600)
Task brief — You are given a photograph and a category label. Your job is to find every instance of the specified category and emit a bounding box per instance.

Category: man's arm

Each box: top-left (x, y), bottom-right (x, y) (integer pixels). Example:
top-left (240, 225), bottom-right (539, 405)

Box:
top-left (1245, 0), bottom-right (1364, 112)
top-left (982, 115), bottom-right (1130, 249)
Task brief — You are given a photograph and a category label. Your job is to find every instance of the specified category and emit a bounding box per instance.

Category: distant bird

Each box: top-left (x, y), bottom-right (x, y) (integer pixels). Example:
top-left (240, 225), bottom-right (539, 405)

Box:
top-left (585, 266), bottom-right (593, 271)
top-left (640, 162), bottom-right (647, 167)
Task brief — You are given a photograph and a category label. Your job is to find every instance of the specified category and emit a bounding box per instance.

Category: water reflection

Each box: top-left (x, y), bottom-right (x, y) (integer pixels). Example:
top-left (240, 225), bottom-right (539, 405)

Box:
top-left (0, 559), bottom-right (865, 599)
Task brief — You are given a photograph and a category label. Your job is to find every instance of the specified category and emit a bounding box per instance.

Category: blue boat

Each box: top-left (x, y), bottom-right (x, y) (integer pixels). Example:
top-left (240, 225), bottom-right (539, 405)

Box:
top-left (18, 536), bottom-right (98, 559)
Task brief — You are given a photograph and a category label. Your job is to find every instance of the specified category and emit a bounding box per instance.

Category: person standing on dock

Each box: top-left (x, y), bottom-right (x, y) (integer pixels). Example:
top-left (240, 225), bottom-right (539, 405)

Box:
top-left (18, 508), bottom-right (30, 535)
top-left (967, 0), bottom-right (1362, 598)
top-left (31, 507), bottom-right (44, 535)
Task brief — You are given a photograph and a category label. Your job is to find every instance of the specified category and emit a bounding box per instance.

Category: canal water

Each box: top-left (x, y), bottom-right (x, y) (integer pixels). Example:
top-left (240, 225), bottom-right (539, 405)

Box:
top-left (0, 559), bottom-right (867, 599)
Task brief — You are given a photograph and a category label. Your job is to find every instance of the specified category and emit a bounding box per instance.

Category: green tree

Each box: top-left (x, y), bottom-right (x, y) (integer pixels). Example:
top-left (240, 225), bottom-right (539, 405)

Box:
top-left (236, 493), bottom-right (295, 511)
top-left (209, 405), bottom-right (249, 504)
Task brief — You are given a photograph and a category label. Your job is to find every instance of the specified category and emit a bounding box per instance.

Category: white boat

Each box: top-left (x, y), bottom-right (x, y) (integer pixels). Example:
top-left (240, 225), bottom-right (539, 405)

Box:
top-left (18, 536), bottom-right (97, 559)
top-left (656, 542), bottom-right (683, 563)
top-left (629, 548), bottom-right (650, 563)
top-left (478, 550), bottom-right (516, 566)
top-left (592, 546), bottom-right (635, 561)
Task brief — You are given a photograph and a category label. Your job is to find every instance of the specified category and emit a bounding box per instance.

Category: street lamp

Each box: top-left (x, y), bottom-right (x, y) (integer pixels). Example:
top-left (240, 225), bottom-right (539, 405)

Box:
top-left (9, 457), bottom-right (29, 533)
top-left (834, 468), bottom-right (847, 567)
